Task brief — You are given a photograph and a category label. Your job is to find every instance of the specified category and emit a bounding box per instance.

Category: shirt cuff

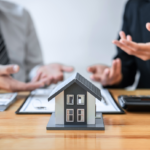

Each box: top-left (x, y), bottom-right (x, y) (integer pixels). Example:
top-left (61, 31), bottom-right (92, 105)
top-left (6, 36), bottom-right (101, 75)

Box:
top-left (28, 65), bottom-right (42, 81)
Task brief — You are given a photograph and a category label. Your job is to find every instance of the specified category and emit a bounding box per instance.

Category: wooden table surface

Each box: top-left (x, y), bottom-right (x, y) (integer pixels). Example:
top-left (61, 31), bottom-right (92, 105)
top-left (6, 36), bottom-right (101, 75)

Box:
top-left (1, 89), bottom-right (150, 150)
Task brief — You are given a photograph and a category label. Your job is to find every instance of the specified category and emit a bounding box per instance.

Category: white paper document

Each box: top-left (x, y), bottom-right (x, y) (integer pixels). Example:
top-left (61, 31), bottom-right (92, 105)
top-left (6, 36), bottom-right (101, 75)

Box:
top-left (96, 89), bottom-right (121, 112)
top-left (20, 89), bottom-right (55, 113)
top-left (19, 88), bottom-right (122, 113)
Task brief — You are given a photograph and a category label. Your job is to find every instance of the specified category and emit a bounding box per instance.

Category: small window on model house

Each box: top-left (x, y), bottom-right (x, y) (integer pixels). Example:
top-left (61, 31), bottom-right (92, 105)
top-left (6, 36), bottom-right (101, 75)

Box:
top-left (77, 95), bottom-right (85, 105)
top-left (66, 109), bottom-right (74, 122)
top-left (66, 95), bottom-right (74, 105)
top-left (77, 109), bottom-right (84, 122)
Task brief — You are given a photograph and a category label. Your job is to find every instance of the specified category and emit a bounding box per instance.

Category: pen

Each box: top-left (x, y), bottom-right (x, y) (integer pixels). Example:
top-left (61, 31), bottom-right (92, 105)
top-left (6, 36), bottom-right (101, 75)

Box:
top-left (101, 95), bottom-right (108, 105)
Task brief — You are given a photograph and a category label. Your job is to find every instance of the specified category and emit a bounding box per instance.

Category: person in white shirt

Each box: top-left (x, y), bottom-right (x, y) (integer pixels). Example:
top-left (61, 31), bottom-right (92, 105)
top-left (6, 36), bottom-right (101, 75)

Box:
top-left (0, 1), bottom-right (73, 91)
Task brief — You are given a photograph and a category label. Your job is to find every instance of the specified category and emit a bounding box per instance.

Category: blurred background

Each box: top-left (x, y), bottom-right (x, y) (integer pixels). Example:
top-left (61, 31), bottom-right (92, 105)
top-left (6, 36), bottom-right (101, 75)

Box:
top-left (6, 0), bottom-right (127, 87)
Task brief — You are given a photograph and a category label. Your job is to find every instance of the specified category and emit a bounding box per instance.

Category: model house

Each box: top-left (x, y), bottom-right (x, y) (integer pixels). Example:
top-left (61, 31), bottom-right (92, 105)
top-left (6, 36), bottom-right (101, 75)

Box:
top-left (47, 73), bottom-right (105, 130)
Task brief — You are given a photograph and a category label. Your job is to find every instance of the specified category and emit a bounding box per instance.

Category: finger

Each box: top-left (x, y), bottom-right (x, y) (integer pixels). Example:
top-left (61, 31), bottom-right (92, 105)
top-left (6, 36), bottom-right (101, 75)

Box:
top-left (61, 65), bottom-right (74, 72)
top-left (46, 76), bottom-right (54, 85)
top-left (120, 39), bottom-right (139, 51)
top-left (101, 68), bottom-right (110, 86)
top-left (0, 65), bottom-right (19, 75)
top-left (113, 40), bottom-right (135, 55)
top-left (13, 80), bottom-right (46, 92)
top-left (35, 73), bottom-right (54, 86)
top-left (103, 68), bottom-right (110, 79)
top-left (24, 82), bottom-right (45, 91)
top-left (32, 72), bottom-right (42, 82)
top-left (115, 58), bottom-right (122, 75)
top-left (146, 23), bottom-right (150, 32)
top-left (108, 58), bottom-right (122, 85)
top-left (43, 76), bottom-right (54, 86)
top-left (109, 60), bottom-right (117, 78)
top-left (87, 66), bottom-right (96, 73)
top-left (53, 73), bottom-right (64, 84)
top-left (90, 74), bottom-right (101, 82)
top-left (121, 39), bottom-right (150, 52)
top-left (127, 35), bottom-right (132, 41)
top-left (119, 31), bottom-right (126, 40)
top-left (57, 73), bottom-right (64, 81)
top-left (41, 73), bottom-right (47, 79)
top-left (39, 74), bottom-right (52, 85)
top-left (114, 40), bottom-right (150, 60)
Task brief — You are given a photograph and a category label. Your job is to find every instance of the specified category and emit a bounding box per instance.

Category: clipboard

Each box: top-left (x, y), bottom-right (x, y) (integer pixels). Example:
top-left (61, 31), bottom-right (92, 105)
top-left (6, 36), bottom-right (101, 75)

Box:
top-left (16, 89), bottom-right (124, 114)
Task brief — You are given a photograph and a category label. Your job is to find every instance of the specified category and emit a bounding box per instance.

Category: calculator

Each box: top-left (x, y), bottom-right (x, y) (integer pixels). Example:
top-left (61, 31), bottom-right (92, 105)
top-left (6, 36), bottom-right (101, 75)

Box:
top-left (0, 93), bottom-right (17, 111)
top-left (118, 95), bottom-right (150, 111)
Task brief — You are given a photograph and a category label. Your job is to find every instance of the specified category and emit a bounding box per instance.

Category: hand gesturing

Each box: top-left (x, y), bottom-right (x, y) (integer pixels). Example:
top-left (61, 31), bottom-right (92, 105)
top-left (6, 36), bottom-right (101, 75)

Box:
top-left (113, 23), bottom-right (150, 61)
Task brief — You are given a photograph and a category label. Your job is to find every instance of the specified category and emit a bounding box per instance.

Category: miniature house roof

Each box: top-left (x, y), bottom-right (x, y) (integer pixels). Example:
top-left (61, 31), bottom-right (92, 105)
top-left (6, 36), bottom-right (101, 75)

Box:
top-left (48, 73), bottom-right (101, 101)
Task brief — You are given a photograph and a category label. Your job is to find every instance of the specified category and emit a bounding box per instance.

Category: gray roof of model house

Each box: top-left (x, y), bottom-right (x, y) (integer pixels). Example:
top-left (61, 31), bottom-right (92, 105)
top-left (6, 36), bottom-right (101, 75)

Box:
top-left (48, 73), bottom-right (101, 101)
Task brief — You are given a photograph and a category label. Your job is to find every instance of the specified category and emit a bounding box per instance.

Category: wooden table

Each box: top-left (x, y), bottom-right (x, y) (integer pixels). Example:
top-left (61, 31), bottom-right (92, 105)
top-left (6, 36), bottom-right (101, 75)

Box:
top-left (1, 89), bottom-right (150, 150)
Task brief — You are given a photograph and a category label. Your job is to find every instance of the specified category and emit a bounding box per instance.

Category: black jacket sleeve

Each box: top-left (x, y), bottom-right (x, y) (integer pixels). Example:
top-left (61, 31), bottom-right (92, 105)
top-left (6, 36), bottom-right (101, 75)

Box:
top-left (106, 1), bottom-right (137, 88)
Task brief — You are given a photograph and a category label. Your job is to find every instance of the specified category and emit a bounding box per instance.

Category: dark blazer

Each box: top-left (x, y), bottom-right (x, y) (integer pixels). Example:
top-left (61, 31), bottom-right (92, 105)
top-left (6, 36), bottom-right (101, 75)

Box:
top-left (114, 0), bottom-right (150, 88)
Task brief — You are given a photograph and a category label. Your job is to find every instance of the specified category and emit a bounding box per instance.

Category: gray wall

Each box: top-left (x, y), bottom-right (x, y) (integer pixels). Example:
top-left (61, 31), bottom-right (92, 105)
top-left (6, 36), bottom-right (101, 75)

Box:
top-left (7, 0), bottom-right (127, 87)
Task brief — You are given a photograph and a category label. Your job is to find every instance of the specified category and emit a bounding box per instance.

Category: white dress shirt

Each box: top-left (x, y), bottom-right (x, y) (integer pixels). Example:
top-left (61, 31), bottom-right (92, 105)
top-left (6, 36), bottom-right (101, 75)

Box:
top-left (0, 1), bottom-right (43, 82)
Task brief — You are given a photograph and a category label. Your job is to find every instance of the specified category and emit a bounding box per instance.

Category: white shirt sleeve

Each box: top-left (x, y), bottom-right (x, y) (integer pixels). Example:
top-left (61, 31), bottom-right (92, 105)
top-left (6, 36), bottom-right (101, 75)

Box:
top-left (0, 2), bottom-right (44, 82)
top-left (24, 9), bottom-right (44, 81)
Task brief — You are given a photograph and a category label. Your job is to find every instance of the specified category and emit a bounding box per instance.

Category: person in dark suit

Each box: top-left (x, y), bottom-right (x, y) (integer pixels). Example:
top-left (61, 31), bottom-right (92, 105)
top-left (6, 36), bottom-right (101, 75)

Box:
top-left (88, 0), bottom-right (150, 88)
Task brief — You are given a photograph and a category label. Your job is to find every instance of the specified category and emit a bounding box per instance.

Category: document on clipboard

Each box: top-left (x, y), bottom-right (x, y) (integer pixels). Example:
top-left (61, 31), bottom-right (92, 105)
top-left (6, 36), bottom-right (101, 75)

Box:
top-left (96, 89), bottom-right (124, 114)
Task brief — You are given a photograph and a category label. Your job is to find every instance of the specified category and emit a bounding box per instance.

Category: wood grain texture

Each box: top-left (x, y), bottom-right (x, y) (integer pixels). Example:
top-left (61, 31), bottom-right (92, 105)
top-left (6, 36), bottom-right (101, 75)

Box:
top-left (1, 89), bottom-right (150, 150)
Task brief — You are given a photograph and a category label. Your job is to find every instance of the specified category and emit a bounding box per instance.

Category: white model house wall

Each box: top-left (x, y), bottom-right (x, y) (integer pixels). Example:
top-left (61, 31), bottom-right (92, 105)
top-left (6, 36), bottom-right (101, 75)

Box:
top-left (55, 91), bottom-right (64, 124)
top-left (87, 92), bottom-right (95, 124)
